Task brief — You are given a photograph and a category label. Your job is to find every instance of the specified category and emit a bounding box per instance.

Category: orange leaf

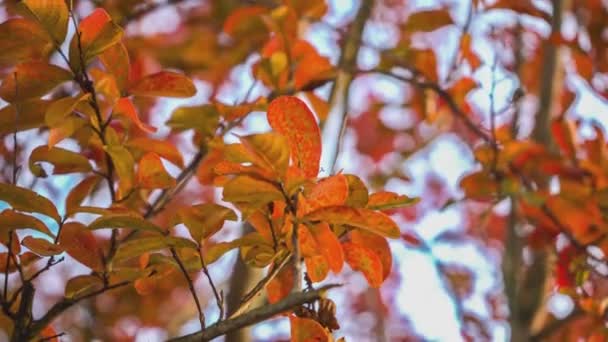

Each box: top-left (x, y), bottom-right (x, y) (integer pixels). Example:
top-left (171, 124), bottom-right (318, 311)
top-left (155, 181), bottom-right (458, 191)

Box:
top-left (69, 8), bottom-right (123, 69)
top-left (351, 230), bottom-right (392, 280)
top-left (113, 97), bottom-right (157, 133)
top-left (0, 18), bottom-right (53, 65)
top-left (248, 210), bottom-right (274, 242)
top-left (305, 174), bottom-right (349, 214)
top-left (105, 144), bottom-right (135, 196)
top-left (29, 145), bottom-right (92, 177)
top-left (342, 242), bottom-right (383, 288)
top-left (0, 61), bottom-right (71, 102)
top-left (266, 263), bottom-right (294, 304)
top-left (290, 316), bottom-right (331, 342)
top-left (0, 183), bottom-right (61, 223)
top-left (298, 225), bottom-right (320, 257)
top-left (59, 222), bottom-right (104, 271)
top-left (306, 206), bottom-right (400, 238)
top-left (39, 325), bottom-right (60, 342)
top-left (0, 209), bottom-right (53, 237)
top-left (137, 152), bottom-right (176, 189)
top-left (129, 71), bottom-right (196, 98)
top-left (21, 236), bottom-right (63, 256)
top-left (65, 176), bottom-right (100, 216)
top-left (551, 119), bottom-right (576, 159)
top-left (459, 171), bottom-right (498, 201)
top-left (128, 137), bottom-right (184, 168)
top-left (267, 96), bottom-right (321, 178)
top-left (99, 42), bottom-right (130, 91)
top-left (309, 222), bottom-right (344, 273)
top-left (305, 254), bottom-right (329, 282)
top-left (223, 6), bottom-right (267, 37)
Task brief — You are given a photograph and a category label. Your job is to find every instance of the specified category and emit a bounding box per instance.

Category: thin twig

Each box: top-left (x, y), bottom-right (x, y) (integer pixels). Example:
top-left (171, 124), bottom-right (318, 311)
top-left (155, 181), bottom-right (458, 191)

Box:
top-left (198, 247), bottom-right (224, 321)
top-left (171, 248), bottom-right (205, 329)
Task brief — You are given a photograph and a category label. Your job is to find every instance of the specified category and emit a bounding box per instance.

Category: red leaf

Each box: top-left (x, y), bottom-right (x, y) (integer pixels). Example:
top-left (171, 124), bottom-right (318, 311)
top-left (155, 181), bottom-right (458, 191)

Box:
top-left (266, 263), bottom-right (294, 304)
top-left (309, 222), bottom-right (343, 273)
top-left (267, 96), bottom-right (321, 178)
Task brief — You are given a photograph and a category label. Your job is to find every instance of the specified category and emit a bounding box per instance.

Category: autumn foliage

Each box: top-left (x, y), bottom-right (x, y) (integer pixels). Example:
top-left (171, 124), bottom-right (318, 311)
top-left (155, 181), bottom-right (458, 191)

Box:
top-left (0, 0), bottom-right (607, 341)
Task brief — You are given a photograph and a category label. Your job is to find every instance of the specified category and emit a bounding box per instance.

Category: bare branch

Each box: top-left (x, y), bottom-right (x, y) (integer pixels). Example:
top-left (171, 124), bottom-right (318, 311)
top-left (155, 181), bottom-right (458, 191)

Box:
top-left (171, 248), bottom-right (206, 329)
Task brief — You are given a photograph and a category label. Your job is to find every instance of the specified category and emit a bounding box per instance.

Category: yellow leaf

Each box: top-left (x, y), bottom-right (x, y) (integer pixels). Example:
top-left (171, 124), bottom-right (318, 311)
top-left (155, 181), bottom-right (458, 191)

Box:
top-left (137, 152), bottom-right (175, 189)
top-left (105, 144), bottom-right (135, 196)
top-left (20, 0), bottom-right (69, 43)
top-left (0, 99), bottom-right (51, 135)
top-left (0, 184), bottom-right (60, 223)
top-left (177, 204), bottom-right (237, 243)
top-left (88, 214), bottom-right (164, 234)
top-left (69, 8), bottom-right (123, 71)
top-left (29, 145), bottom-right (92, 177)
top-left (222, 175), bottom-right (283, 205)
top-left (0, 18), bottom-right (53, 65)
top-left (21, 236), bottom-right (63, 256)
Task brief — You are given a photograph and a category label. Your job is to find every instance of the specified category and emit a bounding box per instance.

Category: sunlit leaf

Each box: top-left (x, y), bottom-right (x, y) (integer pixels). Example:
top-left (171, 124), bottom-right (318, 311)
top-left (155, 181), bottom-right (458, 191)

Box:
top-left (342, 242), bottom-right (383, 288)
top-left (367, 191), bottom-right (419, 211)
top-left (267, 96), bottom-right (321, 178)
top-left (21, 236), bottom-right (63, 256)
top-left (59, 222), bottom-right (104, 271)
top-left (290, 316), bottom-right (331, 342)
top-left (177, 204), bottom-right (237, 243)
top-left (0, 184), bottom-right (60, 223)
top-left (88, 214), bottom-right (164, 234)
top-left (113, 97), bottom-right (157, 133)
top-left (305, 254), bottom-right (329, 282)
top-left (309, 222), bottom-right (343, 273)
top-left (306, 206), bottom-right (400, 238)
top-left (305, 174), bottom-right (349, 214)
top-left (20, 0), bottom-right (69, 43)
top-left (129, 71), bottom-right (196, 98)
top-left (0, 61), bottom-right (71, 102)
top-left (137, 152), bottom-right (175, 189)
top-left (298, 225), bottom-right (320, 257)
top-left (29, 145), bottom-right (92, 177)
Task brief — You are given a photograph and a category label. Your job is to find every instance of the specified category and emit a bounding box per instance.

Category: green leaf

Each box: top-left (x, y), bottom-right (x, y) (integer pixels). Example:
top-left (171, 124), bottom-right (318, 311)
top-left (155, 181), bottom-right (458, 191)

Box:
top-left (88, 214), bottom-right (164, 234)
top-left (29, 145), bottom-right (92, 177)
top-left (177, 204), bottom-right (237, 243)
top-left (166, 105), bottom-right (219, 135)
top-left (0, 184), bottom-right (60, 223)
top-left (114, 236), bottom-right (198, 262)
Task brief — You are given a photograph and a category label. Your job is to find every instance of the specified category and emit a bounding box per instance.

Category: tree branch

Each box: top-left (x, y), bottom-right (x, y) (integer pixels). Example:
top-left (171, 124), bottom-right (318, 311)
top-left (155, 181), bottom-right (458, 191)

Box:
top-left (169, 284), bottom-right (340, 342)
top-left (171, 247), bottom-right (205, 329)
top-left (322, 0), bottom-right (373, 174)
